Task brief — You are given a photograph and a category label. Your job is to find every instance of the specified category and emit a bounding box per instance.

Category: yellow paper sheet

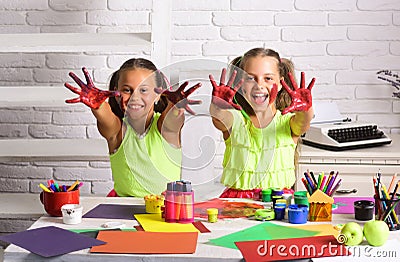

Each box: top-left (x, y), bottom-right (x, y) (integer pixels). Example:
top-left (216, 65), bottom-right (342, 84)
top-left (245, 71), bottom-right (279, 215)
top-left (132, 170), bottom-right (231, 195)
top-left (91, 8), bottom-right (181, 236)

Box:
top-left (291, 224), bottom-right (340, 238)
top-left (134, 214), bottom-right (199, 232)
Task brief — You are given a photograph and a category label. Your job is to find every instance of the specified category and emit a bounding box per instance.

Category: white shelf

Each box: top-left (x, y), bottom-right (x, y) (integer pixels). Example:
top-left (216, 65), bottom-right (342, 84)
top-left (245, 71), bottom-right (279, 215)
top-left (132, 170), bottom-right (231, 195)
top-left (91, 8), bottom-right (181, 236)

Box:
top-left (0, 139), bottom-right (109, 162)
top-left (0, 86), bottom-right (79, 106)
top-left (0, 32), bottom-right (151, 53)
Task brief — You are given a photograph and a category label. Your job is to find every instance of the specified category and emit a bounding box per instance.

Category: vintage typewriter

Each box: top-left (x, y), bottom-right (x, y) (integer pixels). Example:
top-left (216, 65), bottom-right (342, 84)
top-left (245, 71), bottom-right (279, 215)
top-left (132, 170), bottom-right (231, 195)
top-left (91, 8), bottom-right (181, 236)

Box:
top-left (301, 102), bottom-right (392, 151)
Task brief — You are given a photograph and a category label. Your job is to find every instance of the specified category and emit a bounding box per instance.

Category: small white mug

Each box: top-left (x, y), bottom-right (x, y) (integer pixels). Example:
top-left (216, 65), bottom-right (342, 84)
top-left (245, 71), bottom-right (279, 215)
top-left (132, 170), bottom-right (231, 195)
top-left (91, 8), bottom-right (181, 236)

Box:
top-left (61, 204), bottom-right (83, 225)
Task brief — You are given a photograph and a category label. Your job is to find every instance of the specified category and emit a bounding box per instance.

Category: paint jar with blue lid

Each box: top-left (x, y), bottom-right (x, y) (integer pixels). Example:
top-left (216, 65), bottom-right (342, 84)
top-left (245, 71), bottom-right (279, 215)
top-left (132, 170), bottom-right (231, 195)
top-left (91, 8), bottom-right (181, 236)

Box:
top-left (274, 202), bottom-right (286, 220)
top-left (288, 204), bottom-right (308, 224)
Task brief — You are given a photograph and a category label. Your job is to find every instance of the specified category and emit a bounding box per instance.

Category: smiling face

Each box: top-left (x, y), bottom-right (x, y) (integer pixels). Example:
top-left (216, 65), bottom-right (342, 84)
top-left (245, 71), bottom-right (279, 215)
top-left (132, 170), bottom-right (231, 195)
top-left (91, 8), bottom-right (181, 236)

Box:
top-left (116, 68), bottom-right (159, 121)
top-left (241, 55), bottom-right (282, 113)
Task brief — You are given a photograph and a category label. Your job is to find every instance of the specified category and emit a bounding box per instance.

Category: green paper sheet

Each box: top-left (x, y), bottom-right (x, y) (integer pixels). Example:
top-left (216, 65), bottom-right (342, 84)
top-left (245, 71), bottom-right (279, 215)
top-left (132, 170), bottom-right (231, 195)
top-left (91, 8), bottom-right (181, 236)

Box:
top-left (208, 222), bottom-right (320, 249)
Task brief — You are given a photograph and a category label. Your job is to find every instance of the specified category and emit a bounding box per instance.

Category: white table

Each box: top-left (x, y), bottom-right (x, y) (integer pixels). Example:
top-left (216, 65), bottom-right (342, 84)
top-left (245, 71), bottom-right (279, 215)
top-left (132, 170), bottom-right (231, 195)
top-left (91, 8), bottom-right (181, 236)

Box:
top-left (3, 197), bottom-right (400, 261)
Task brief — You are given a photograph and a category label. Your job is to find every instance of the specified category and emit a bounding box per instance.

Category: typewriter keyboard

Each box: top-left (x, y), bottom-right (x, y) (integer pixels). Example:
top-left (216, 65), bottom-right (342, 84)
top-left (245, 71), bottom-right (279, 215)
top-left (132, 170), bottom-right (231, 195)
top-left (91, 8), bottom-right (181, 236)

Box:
top-left (327, 125), bottom-right (384, 143)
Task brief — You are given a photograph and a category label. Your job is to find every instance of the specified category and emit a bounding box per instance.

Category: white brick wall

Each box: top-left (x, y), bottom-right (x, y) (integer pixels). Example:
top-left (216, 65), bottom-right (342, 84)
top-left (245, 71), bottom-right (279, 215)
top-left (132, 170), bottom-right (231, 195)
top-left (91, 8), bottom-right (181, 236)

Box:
top-left (0, 0), bottom-right (399, 196)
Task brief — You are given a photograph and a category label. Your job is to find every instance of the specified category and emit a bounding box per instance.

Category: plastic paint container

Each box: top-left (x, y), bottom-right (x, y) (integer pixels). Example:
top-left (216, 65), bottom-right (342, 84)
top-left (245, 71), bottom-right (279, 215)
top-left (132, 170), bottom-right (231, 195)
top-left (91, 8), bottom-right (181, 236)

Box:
top-left (354, 200), bottom-right (374, 221)
top-left (207, 208), bottom-right (219, 223)
top-left (274, 206), bottom-right (286, 220)
top-left (262, 188), bottom-right (272, 202)
top-left (255, 208), bottom-right (275, 221)
top-left (288, 204), bottom-right (308, 224)
top-left (294, 191), bottom-right (309, 207)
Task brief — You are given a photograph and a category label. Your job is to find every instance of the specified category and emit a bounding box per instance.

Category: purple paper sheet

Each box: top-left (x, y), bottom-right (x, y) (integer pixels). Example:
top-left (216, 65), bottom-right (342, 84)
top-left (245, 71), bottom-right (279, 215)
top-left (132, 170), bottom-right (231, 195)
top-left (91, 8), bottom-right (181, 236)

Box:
top-left (333, 197), bottom-right (374, 214)
top-left (0, 226), bottom-right (105, 257)
top-left (82, 204), bottom-right (146, 220)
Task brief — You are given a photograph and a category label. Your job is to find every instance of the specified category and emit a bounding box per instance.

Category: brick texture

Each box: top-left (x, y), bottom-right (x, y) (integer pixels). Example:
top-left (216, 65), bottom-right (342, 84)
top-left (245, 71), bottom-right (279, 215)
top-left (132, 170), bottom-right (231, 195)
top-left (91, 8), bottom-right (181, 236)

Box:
top-left (0, 0), bottom-right (399, 197)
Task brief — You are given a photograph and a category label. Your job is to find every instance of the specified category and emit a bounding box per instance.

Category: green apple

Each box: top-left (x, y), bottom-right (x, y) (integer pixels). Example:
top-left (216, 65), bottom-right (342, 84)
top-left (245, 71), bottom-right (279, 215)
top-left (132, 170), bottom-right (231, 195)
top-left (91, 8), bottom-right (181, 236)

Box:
top-left (340, 222), bottom-right (364, 246)
top-left (363, 220), bottom-right (390, 246)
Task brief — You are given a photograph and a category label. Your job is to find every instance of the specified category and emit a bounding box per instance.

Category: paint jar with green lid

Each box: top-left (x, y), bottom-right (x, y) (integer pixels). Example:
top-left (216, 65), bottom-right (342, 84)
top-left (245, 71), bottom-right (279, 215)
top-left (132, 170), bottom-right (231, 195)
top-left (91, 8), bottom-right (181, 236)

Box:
top-left (261, 188), bottom-right (272, 202)
top-left (207, 208), bottom-right (219, 223)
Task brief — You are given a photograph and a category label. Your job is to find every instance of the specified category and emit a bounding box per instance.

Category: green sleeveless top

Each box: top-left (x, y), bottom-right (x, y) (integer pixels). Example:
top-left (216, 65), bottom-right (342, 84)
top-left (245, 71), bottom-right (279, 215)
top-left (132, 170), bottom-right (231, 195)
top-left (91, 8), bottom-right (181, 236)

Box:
top-left (109, 113), bottom-right (181, 197)
top-left (221, 110), bottom-right (296, 190)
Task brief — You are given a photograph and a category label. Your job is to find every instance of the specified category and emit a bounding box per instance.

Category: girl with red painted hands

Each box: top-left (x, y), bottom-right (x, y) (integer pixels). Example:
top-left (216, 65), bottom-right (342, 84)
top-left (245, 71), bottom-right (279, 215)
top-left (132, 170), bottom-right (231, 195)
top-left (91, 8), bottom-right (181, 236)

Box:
top-left (65, 58), bottom-right (201, 197)
top-left (209, 48), bottom-right (315, 199)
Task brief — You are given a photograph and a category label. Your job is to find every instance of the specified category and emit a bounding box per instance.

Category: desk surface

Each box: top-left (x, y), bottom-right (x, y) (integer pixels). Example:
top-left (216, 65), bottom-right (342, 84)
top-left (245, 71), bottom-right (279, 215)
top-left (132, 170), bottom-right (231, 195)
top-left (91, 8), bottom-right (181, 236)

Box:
top-left (3, 197), bottom-right (400, 262)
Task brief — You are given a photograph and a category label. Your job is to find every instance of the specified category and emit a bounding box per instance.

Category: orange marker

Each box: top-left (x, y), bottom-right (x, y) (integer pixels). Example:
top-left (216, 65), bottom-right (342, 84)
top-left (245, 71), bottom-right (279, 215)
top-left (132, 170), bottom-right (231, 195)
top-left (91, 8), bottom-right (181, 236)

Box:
top-left (67, 180), bottom-right (80, 191)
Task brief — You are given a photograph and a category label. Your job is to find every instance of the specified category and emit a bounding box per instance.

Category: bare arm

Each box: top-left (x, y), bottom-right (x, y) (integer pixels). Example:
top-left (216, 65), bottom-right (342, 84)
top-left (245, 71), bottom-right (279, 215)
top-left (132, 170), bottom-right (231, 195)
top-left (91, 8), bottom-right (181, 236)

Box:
top-left (91, 102), bottom-right (122, 152)
top-left (290, 107), bottom-right (314, 137)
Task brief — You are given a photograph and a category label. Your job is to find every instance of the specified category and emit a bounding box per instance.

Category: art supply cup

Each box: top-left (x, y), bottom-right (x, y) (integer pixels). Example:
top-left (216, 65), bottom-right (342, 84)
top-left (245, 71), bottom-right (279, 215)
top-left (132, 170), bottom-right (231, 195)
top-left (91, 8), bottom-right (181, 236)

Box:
top-left (354, 200), bottom-right (374, 221)
top-left (261, 188), bottom-right (272, 202)
top-left (294, 191), bottom-right (309, 207)
top-left (288, 204), bottom-right (309, 224)
top-left (374, 194), bottom-right (400, 231)
top-left (61, 204), bottom-right (83, 224)
top-left (40, 188), bottom-right (80, 217)
top-left (207, 208), bottom-right (218, 223)
top-left (144, 194), bottom-right (164, 214)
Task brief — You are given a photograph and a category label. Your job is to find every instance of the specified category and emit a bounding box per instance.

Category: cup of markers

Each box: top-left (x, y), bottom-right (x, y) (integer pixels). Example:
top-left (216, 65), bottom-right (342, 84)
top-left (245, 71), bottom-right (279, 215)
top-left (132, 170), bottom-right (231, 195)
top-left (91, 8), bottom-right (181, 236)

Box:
top-left (39, 180), bottom-right (82, 217)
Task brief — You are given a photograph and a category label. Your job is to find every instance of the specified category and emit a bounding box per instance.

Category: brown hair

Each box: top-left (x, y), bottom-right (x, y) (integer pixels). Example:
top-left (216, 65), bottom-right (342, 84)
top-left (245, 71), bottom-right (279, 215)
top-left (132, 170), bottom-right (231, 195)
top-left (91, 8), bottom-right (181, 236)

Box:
top-left (230, 48), bottom-right (296, 116)
top-left (108, 58), bottom-right (168, 119)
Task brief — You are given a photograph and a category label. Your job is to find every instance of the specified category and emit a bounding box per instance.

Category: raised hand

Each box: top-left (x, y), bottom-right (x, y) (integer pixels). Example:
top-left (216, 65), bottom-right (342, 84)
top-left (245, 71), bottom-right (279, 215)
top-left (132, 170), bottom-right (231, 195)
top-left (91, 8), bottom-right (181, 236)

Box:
top-left (209, 68), bottom-right (243, 110)
top-left (281, 72), bottom-right (315, 115)
top-left (155, 81), bottom-right (202, 115)
top-left (64, 67), bottom-right (120, 109)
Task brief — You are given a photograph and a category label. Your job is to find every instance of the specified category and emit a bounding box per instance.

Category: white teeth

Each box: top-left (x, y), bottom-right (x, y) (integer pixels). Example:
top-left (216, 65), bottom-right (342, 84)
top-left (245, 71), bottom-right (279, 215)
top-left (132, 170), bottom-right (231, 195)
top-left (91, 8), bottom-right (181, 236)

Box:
top-left (128, 105), bottom-right (143, 109)
top-left (253, 94), bottom-right (266, 97)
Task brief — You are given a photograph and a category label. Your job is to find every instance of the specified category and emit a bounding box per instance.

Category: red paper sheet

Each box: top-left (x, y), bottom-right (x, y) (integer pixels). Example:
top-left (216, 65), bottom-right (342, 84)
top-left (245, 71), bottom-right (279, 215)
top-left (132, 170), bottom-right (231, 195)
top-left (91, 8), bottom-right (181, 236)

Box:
top-left (90, 231), bottom-right (198, 254)
top-left (235, 235), bottom-right (350, 261)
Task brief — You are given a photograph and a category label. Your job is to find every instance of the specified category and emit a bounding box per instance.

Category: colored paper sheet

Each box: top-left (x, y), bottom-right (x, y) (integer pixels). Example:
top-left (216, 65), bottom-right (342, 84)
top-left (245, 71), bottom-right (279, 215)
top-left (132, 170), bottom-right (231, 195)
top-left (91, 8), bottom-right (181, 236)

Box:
top-left (192, 221), bottom-right (211, 233)
top-left (194, 198), bottom-right (265, 218)
top-left (291, 224), bottom-right (340, 238)
top-left (90, 231), bottom-right (198, 254)
top-left (0, 226), bottom-right (105, 258)
top-left (82, 204), bottom-right (146, 220)
top-left (333, 197), bottom-right (374, 214)
top-left (235, 235), bottom-right (350, 261)
top-left (134, 214), bottom-right (199, 232)
top-left (208, 222), bottom-right (320, 249)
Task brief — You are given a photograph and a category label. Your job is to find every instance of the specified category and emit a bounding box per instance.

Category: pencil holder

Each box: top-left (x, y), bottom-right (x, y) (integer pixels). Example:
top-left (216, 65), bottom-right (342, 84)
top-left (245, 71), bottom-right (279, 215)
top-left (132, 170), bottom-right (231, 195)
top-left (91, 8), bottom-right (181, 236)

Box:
top-left (39, 188), bottom-right (80, 217)
top-left (374, 194), bottom-right (400, 231)
top-left (307, 190), bottom-right (333, 222)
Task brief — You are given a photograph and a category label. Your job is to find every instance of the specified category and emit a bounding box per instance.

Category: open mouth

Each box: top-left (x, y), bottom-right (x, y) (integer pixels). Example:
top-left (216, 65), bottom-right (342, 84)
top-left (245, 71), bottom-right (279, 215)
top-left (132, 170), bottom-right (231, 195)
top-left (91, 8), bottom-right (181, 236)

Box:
top-left (252, 93), bottom-right (269, 105)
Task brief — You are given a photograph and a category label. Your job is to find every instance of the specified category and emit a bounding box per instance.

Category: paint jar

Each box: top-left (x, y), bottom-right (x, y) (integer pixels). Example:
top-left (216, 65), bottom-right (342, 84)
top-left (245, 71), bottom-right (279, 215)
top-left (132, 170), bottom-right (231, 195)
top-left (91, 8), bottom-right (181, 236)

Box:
top-left (288, 204), bottom-right (309, 224)
top-left (354, 200), bottom-right (374, 221)
top-left (261, 188), bottom-right (272, 202)
top-left (254, 208), bottom-right (275, 221)
top-left (144, 194), bottom-right (165, 214)
top-left (207, 208), bottom-right (218, 223)
top-left (294, 191), bottom-right (309, 207)
top-left (274, 206), bottom-right (285, 220)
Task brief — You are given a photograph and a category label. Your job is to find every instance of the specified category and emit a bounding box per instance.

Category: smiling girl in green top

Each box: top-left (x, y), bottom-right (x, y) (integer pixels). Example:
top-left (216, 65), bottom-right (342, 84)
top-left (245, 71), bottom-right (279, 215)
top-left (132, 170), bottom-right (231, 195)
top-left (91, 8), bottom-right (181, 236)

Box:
top-left (209, 48), bottom-right (316, 198)
top-left (65, 58), bottom-right (201, 197)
